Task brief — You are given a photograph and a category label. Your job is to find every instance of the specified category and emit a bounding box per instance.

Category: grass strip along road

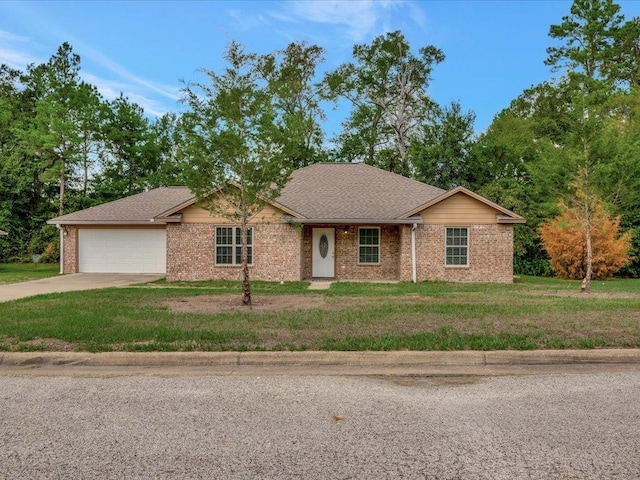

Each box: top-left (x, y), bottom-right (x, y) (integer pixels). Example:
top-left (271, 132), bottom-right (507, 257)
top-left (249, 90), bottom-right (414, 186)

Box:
top-left (0, 263), bottom-right (58, 285)
top-left (0, 276), bottom-right (638, 353)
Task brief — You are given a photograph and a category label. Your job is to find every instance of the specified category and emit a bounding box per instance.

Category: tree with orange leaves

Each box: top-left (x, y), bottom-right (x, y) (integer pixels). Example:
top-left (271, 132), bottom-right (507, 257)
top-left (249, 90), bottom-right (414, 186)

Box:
top-left (540, 198), bottom-right (632, 284)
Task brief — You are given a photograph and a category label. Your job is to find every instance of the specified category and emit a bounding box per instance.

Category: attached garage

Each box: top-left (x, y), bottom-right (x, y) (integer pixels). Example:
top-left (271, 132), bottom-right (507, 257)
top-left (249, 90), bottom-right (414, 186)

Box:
top-left (78, 228), bottom-right (167, 274)
top-left (48, 187), bottom-right (195, 275)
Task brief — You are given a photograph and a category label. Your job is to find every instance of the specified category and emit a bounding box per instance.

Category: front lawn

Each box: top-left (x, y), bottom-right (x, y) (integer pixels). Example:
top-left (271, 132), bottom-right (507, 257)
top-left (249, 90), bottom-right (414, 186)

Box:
top-left (0, 276), bottom-right (638, 352)
top-left (0, 263), bottom-right (60, 285)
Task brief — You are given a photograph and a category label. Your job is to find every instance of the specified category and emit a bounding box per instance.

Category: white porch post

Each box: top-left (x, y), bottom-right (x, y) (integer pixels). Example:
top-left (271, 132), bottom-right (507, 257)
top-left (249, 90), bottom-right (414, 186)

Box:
top-left (58, 225), bottom-right (64, 275)
top-left (411, 223), bottom-right (417, 283)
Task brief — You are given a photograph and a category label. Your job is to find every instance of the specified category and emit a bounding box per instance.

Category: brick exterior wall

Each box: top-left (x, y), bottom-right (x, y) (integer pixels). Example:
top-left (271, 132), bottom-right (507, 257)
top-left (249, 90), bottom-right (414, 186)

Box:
top-left (166, 222), bottom-right (301, 282)
top-left (62, 221), bottom-right (514, 283)
top-left (62, 226), bottom-right (78, 273)
top-left (399, 224), bottom-right (514, 283)
top-left (302, 225), bottom-right (401, 280)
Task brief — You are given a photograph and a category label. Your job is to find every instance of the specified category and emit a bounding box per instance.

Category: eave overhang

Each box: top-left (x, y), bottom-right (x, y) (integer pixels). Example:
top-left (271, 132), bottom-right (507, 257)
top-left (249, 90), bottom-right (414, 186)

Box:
top-left (46, 220), bottom-right (167, 226)
top-left (153, 213), bottom-right (183, 223)
top-left (497, 214), bottom-right (527, 224)
top-left (283, 215), bottom-right (423, 225)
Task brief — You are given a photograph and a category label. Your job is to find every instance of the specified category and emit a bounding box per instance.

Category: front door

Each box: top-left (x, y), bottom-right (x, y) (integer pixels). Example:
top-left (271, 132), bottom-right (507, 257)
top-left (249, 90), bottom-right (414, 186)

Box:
top-left (312, 228), bottom-right (335, 278)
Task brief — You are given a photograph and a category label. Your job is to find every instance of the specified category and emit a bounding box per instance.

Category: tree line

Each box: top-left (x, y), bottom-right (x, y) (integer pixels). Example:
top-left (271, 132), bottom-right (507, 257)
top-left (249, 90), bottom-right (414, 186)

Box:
top-left (1, 0), bottom-right (638, 282)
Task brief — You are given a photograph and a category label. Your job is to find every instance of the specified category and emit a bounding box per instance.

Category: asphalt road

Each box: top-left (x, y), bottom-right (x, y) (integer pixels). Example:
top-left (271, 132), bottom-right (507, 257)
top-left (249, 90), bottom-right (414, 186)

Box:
top-left (1, 371), bottom-right (639, 479)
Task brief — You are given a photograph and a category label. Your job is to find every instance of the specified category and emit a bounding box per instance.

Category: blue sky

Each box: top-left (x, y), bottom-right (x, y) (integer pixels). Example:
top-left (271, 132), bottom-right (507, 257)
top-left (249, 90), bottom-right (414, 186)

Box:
top-left (2, 0), bottom-right (640, 137)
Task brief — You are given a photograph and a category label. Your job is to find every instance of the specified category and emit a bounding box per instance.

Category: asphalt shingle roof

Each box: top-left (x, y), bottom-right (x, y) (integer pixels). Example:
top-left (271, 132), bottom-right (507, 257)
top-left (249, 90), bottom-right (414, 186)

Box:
top-left (49, 187), bottom-right (194, 224)
top-left (49, 164), bottom-right (450, 224)
top-left (276, 163), bottom-right (445, 219)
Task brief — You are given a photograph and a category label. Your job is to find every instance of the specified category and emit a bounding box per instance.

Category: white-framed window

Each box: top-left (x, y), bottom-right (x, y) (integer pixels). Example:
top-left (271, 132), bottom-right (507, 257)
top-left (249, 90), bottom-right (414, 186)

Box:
top-left (358, 227), bottom-right (380, 264)
top-left (445, 227), bottom-right (468, 266)
top-left (215, 226), bottom-right (253, 266)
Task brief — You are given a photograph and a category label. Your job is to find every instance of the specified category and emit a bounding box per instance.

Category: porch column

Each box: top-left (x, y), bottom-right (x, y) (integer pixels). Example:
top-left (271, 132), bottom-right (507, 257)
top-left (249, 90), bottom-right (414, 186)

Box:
top-left (58, 225), bottom-right (64, 275)
top-left (411, 223), bottom-right (417, 283)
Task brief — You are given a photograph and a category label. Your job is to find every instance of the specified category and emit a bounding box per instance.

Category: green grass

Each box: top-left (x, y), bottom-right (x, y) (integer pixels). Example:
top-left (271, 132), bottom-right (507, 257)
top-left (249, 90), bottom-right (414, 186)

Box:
top-left (0, 263), bottom-right (60, 284)
top-left (0, 276), bottom-right (639, 352)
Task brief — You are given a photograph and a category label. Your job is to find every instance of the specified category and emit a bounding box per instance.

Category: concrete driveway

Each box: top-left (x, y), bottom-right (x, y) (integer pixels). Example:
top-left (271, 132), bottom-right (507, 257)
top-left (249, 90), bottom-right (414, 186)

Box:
top-left (0, 273), bottom-right (164, 303)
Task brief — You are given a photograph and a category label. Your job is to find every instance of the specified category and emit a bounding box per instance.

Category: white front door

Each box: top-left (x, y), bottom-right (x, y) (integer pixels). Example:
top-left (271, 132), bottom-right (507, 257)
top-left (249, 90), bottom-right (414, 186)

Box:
top-left (312, 228), bottom-right (335, 278)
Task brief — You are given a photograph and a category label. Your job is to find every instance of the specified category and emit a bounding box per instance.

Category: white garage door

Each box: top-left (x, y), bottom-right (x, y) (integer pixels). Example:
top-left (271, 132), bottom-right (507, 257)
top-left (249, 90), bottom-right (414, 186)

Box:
top-left (78, 229), bottom-right (167, 273)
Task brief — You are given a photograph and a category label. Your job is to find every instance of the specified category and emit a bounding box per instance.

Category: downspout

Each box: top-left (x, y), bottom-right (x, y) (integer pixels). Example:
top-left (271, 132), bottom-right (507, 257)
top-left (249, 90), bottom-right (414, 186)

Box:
top-left (58, 225), bottom-right (64, 275)
top-left (411, 223), bottom-right (417, 283)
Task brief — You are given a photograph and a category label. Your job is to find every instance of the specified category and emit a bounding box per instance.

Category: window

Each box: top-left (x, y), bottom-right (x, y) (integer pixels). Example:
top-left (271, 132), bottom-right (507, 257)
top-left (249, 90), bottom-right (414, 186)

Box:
top-left (215, 227), bottom-right (253, 266)
top-left (358, 227), bottom-right (380, 264)
top-left (446, 227), bottom-right (468, 266)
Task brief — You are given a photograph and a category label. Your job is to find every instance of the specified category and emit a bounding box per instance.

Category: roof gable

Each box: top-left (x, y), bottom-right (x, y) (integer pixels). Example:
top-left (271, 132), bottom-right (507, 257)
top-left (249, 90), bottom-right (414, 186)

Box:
top-left (402, 186), bottom-right (526, 223)
top-left (157, 182), bottom-right (302, 221)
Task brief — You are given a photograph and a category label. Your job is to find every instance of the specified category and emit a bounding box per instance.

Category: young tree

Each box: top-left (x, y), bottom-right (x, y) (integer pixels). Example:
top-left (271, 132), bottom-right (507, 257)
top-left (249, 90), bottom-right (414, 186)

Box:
top-left (181, 42), bottom-right (293, 305)
top-left (324, 31), bottom-right (444, 174)
top-left (539, 195), bottom-right (632, 282)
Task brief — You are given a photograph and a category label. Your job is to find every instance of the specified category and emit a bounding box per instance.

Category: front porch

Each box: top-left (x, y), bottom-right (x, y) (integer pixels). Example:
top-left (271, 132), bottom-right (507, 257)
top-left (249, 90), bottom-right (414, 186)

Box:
top-left (300, 224), bottom-right (415, 282)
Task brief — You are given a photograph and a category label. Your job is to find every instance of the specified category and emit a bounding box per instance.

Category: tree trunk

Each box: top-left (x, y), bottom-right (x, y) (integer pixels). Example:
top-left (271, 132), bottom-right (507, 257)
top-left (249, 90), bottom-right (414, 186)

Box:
top-left (59, 158), bottom-right (65, 216)
top-left (83, 141), bottom-right (89, 197)
top-left (396, 133), bottom-right (408, 173)
top-left (241, 222), bottom-right (251, 306)
top-left (581, 205), bottom-right (593, 294)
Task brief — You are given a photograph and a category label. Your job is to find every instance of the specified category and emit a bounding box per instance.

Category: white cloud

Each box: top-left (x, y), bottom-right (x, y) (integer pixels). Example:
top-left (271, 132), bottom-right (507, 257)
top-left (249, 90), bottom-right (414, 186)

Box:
top-left (275, 0), bottom-right (414, 43)
top-left (70, 40), bottom-right (181, 117)
top-left (226, 8), bottom-right (273, 32)
top-left (0, 27), bottom-right (177, 117)
top-left (288, 0), bottom-right (380, 41)
top-left (0, 29), bottom-right (29, 43)
top-left (407, 2), bottom-right (429, 33)
top-left (82, 72), bottom-right (173, 118)
top-left (0, 47), bottom-right (38, 69)
top-left (80, 45), bottom-right (180, 102)
top-left (121, 92), bottom-right (172, 118)
top-left (0, 29), bottom-right (39, 69)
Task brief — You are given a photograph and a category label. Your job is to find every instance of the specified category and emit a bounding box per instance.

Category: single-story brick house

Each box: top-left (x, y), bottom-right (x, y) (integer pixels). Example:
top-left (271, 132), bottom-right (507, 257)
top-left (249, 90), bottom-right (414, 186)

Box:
top-left (48, 163), bottom-right (525, 283)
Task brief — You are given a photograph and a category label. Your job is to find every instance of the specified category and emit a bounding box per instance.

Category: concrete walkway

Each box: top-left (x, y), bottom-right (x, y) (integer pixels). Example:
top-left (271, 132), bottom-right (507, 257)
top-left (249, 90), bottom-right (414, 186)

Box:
top-left (0, 273), bottom-right (164, 303)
